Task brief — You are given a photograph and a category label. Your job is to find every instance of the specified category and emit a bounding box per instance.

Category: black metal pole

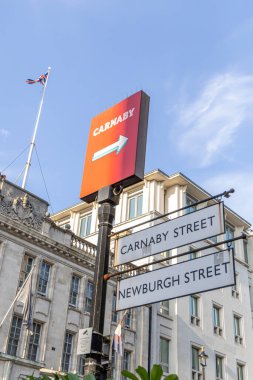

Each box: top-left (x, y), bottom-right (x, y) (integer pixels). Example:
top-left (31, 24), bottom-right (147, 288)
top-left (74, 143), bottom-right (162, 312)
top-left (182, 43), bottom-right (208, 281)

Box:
top-left (85, 186), bottom-right (119, 379)
top-left (147, 306), bottom-right (152, 378)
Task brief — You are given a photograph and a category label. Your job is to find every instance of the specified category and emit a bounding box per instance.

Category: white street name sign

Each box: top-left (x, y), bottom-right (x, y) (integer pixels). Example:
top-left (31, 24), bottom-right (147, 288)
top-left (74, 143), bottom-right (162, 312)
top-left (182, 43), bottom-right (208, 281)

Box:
top-left (115, 203), bottom-right (224, 266)
top-left (116, 249), bottom-right (234, 311)
top-left (76, 327), bottom-right (93, 355)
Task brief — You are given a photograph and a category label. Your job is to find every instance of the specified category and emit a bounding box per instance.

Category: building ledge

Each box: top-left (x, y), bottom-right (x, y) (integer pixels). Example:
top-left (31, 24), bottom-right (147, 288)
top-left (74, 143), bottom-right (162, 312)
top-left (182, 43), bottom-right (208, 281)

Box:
top-left (0, 352), bottom-right (45, 369)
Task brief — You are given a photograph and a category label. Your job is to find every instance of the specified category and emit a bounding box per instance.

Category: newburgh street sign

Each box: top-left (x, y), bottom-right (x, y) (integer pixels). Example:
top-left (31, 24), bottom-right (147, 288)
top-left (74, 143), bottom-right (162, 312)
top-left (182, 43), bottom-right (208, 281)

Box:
top-left (116, 249), bottom-right (235, 311)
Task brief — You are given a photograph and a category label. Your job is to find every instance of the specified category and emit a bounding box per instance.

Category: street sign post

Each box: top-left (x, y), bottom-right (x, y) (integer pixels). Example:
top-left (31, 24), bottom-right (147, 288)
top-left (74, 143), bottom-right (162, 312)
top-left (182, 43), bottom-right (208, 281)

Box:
top-left (80, 91), bottom-right (149, 203)
top-left (80, 92), bottom-right (150, 379)
top-left (116, 249), bottom-right (235, 311)
top-left (115, 202), bottom-right (225, 266)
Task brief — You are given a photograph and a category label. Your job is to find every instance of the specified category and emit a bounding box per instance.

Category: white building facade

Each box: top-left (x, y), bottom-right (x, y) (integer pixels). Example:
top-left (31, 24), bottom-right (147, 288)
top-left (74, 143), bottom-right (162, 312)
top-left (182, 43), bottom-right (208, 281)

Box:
top-left (0, 169), bottom-right (252, 379)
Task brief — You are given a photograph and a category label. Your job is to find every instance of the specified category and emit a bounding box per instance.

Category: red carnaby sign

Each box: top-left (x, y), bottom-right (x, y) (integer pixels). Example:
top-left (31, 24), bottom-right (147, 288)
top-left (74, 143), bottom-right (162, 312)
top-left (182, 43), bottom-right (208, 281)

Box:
top-left (80, 91), bottom-right (149, 203)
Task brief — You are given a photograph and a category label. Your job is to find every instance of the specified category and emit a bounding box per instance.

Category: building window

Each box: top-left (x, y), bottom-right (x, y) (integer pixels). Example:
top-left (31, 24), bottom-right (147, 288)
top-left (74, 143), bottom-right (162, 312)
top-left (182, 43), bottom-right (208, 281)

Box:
top-left (7, 315), bottom-right (22, 356)
top-left (122, 350), bottom-right (131, 379)
top-left (249, 285), bottom-right (253, 312)
top-left (79, 213), bottom-right (92, 238)
top-left (160, 250), bottom-right (172, 266)
top-left (216, 355), bottom-right (224, 379)
top-left (213, 305), bottom-right (223, 336)
top-left (232, 273), bottom-right (239, 298)
top-left (85, 280), bottom-right (93, 313)
top-left (190, 296), bottom-right (200, 326)
top-left (234, 315), bottom-right (243, 344)
top-left (111, 349), bottom-right (116, 379)
top-left (62, 332), bottom-right (73, 372)
top-left (209, 234), bottom-right (218, 243)
top-left (160, 300), bottom-right (170, 316)
top-left (26, 322), bottom-right (42, 361)
top-left (225, 224), bottom-right (234, 247)
top-left (124, 311), bottom-right (131, 329)
top-left (189, 246), bottom-right (199, 260)
top-left (128, 192), bottom-right (143, 220)
top-left (19, 255), bottom-right (34, 288)
top-left (59, 221), bottom-right (71, 230)
top-left (191, 346), bottom-right (201, 379)
top-left (37, 261), bottom-right (51, 296)
top-left (185, 194), bottom-right (197, 214)
top-left (112, 292), bottom-right (118, 324)
top-left (160, 337), bottom-right (169, 373)
top-left (237, 363), bottom-right (245, 380)
top-left (243, 240), bottom-right (248, 264)
top-left (69, 275), bottom-right (80, 307)
top-left (78, 355), bottom-right (85, 376)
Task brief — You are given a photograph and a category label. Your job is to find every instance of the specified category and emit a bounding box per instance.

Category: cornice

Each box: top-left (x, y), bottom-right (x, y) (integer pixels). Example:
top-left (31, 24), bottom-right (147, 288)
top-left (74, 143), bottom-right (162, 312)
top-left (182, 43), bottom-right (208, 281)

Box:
top-left (0, 213), bottom-right (96, 270)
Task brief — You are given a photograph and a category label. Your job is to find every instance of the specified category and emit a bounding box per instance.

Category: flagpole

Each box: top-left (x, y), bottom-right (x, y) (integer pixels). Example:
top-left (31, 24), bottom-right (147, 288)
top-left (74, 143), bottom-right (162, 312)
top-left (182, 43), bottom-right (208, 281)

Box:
top-left (0, 267), bottom-right (34, 329)
top-left (21, 67), bottom-right (51, 189)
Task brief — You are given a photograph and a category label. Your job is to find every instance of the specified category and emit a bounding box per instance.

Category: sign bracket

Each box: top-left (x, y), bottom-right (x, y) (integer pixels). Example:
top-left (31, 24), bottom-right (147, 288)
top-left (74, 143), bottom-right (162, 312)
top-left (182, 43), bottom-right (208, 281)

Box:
top-left (104, 233), bottom-right (247, 281)
top-left (110, 188), bottom-right (235, 238)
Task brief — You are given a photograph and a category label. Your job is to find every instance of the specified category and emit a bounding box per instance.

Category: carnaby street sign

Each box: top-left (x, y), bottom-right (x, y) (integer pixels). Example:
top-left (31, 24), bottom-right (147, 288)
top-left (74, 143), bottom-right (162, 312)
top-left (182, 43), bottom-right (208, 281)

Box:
top-left (116, 249), bottom-right (235, 311)
top-left (115, 203), bottom-right (224, 266)
top-left (80, 91), bottom-right (149, 203)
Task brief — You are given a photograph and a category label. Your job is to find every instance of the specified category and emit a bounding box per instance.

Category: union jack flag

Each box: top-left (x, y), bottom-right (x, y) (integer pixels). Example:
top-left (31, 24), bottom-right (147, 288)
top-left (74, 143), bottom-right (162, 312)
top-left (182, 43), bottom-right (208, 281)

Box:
top-left (26, 72), bottom-right (48, 85)
top-left (113, 322), bottom-right (123, 356)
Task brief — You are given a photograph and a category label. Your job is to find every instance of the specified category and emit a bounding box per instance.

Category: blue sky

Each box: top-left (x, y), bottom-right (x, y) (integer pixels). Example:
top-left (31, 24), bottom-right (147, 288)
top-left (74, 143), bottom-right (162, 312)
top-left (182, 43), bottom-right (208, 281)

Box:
top-left (1, 1), bottom-right (253, 224)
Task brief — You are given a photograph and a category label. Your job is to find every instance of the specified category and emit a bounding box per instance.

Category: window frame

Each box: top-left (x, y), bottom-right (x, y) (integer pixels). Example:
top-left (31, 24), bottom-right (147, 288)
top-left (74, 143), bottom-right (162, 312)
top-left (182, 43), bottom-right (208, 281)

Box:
top-left (127, 192), bottom-right (143, 220)
top-left (232, 273), bottom-right (240, 298)
top-left (160, 337), bottom-right (170, 373)
top-left (26, 321), bottom-right (42, 362)
top-left (159, 300), bottom-right (170, 316)
top-left (190, 295), bottom-right (200, 326)
top-left (225, 223), bottom-right (235, 247)
top-left (122, 350), bottom-right (131, 379)
top-left (19, 254), bottom-right (34, 288)
top-left (237, 362), bottom-right (245, 380)
top-left (79, 213), bottom-right (92, 238)
top-left (185, 194), bottom-right (197, 215)
top-left (124, 310), bottom-right (132, 329)
top-left (111, 291), bottom-right (118, 324)
top-left (85, 279), bottom-right (94, 313)
top-left (111, 349), bottom-right (116, 379)
top-left (215, 354), bottom-right (224, 379)
top-left (213, 304), bottom-right (223, 336)
top-left (58, 220), bottom-right (71, 230)
top-left (191, 346), bottom-right (201, 379)
top-left (7, 315), bottom-right (22, 357)
top-left (61, 331), bottom-right (74, 373)
top-left (234, 314), bottom-right (243, 344)
top-left (37, 261), bottom-right (51, 296)
top-left (69, 275), bottom-right (80, 307)
top-left (189, 246), bottom-right (199, 260)
top-left (243, 239), bottom-right (248, 264)
top-left (78, 355), bottom-right (86, 376)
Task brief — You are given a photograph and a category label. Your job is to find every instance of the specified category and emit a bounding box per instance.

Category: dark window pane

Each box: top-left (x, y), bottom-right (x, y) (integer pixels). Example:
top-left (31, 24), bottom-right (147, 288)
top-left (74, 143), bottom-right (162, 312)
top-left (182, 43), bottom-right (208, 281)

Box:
top-left (7, 315), bottom-right (22, 356)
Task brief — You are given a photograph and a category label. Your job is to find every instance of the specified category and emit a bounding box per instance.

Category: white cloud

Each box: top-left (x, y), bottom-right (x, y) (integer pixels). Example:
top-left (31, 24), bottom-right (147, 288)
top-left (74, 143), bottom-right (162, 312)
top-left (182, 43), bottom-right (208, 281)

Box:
top-left (0, 129), bottom-right (8, 137)
top-left (203, 171), bottom-right (253, 225)
top-left (176, 73), bottom-right (253, 167)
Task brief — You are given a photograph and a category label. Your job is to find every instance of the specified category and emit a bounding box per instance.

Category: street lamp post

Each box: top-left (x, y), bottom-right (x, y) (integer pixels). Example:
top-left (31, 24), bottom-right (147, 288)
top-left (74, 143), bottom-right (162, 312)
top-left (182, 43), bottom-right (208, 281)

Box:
top-left (198, 346), bottom-right (208, 380)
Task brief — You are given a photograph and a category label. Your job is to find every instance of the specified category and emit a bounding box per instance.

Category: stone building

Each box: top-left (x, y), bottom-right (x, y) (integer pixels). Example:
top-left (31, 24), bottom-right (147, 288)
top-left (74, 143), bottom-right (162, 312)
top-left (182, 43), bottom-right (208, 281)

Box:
top-left (0, 169), bottom-right (252, 379)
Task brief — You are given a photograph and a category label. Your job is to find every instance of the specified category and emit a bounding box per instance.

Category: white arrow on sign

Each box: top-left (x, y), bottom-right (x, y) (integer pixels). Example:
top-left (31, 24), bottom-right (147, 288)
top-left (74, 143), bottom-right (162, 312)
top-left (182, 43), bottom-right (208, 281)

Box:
top-left (92, 135), bottom-right (128, 162)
